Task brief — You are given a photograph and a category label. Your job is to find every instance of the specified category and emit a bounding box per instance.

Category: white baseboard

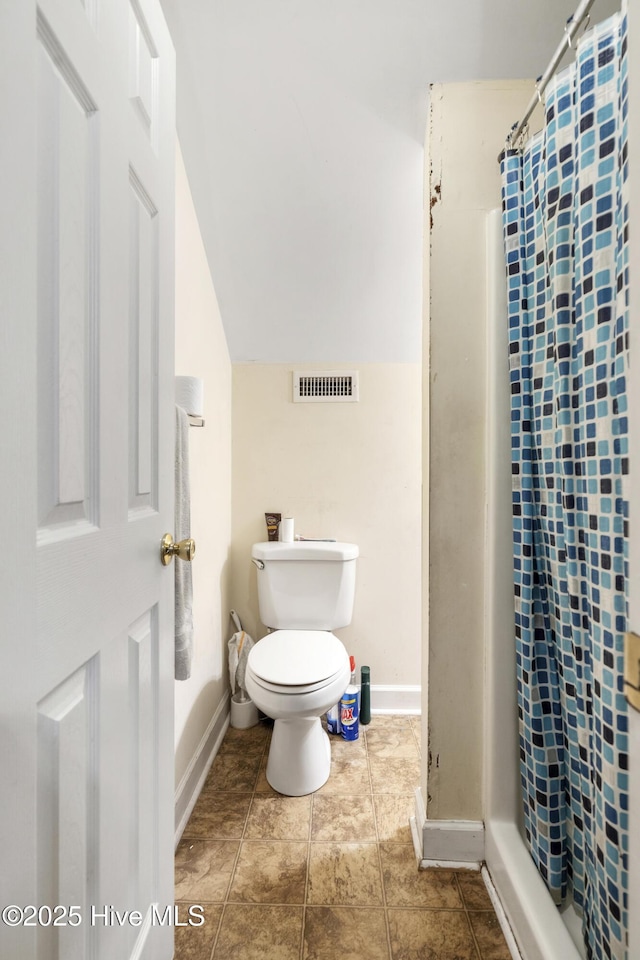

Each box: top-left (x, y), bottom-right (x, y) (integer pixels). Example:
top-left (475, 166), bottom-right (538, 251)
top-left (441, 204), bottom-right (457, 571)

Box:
top-left (174, 692), bottom-right (230, 847)
top-left (371, 684), bottom-right (421, 715)
top-left (412, 788), bottom-right (485, 863)
top-left (422, 819), bottom-right (485, 863)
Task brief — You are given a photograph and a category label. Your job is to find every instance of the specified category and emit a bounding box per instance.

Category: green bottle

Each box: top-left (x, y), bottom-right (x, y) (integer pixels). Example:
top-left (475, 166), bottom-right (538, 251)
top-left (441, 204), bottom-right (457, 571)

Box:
top-left (360, 665), bottom-right (371, 725)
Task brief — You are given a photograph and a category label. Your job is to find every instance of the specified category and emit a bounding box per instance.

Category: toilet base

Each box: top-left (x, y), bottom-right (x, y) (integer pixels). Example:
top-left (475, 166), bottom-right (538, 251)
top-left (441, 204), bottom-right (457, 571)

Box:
top-left (266, 716), bottom-right (331, 796)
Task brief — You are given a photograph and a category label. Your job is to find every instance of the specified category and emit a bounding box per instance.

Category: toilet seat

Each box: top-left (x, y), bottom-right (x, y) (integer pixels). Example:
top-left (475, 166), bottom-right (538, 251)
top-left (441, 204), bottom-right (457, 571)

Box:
top-left (247, 668), bottom-right (344, 697)
top-left (247, 630), bottom-right (348, 694)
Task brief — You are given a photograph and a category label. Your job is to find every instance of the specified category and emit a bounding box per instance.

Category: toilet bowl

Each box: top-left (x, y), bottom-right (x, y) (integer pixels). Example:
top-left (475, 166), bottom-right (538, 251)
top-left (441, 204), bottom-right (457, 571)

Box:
top-left (245, 630), bottom-right (351, 796)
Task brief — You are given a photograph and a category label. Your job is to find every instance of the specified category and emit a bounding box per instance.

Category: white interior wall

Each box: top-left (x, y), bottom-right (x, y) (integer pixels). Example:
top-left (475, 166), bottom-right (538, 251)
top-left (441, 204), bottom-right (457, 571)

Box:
top-left (425, 81), bottom-right (540, 822)
top-left (174, 143), bottom-right (232, 793)
top-left (159, 0), bottom-right (618, 365)
top-left (230, 362), bottom-right (422, 691)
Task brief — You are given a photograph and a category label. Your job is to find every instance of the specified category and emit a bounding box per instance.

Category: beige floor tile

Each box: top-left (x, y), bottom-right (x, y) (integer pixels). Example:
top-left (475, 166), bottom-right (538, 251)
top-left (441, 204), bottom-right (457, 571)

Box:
top-left (366, 715), bottom-right (412, 730)
top-left (217, 731), bottom-right (269, 759)
top-left (317, 758), bottom-right (371, 795)
top-left (365, 727), bottom-right (420, 759)
top-left (228, 840), bottom-right (308, 904)
top-left (307, 842), bottom-right (383, 905)
top-left (409, 716), bottom-right (421, 735)
top-left (223, 720), bottom-right (271, 747)
top-left (203, 751), bottom-right (261, 792)
top-left (388, 908), bottom-right (477, 960)
top-left (373, 795), bottom-right (415, 843)
top-left (311, 795), bottom-right (377, 842)
top-left (457, 871), bottom-right (494, 910)
top-left (175, 839), bottom-right (239, 902)
top-left (329, 734), bottom-right (367, 759)
top-left (468, 912), bottom-right (512, 959)
top-left (380, 845), bottom-right (462, 909)
top-left (303, 905), bottom-right (390, 960)
top-left (245, 795), bottom-right (312, 840)
top-left (369, 757), bottom-right (421, 795)
top-left (214, 904), bottom-right (303, 960)
top-left (176, 715), bottom-right (510, 960)
top-left (174, 903), bottom-right (222, 960)
top-left (255, 755), bottom-right (280, 796)
top-left (182, 792), bottom-right (252, 840)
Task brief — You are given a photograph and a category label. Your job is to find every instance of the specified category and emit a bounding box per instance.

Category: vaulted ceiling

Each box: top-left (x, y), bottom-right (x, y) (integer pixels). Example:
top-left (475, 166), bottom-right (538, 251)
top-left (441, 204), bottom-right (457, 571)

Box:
top-left (160, 0), bottom-right (619, 363)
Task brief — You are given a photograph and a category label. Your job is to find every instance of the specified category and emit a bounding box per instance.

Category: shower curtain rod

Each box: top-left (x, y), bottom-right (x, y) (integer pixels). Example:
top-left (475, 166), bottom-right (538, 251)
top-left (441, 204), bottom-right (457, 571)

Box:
top-left (500, 0), bottom-right (597, 158)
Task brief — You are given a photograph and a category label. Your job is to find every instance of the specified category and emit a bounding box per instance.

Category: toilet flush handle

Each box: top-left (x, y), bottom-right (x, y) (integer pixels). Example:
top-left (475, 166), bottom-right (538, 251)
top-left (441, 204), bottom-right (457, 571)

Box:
top-left (251, 558), bottom-right (265, 570)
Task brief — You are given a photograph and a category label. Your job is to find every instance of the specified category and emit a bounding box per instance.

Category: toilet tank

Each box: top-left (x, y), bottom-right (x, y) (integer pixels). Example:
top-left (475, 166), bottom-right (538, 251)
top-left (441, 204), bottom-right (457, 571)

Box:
top-left (251, 541), bottom-right (358, 630)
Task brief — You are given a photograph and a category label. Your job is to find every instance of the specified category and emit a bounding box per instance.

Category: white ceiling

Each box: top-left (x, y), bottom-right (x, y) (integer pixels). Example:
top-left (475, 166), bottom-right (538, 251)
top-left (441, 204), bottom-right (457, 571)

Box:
top-left (160, 0), bottom-right (619, 363)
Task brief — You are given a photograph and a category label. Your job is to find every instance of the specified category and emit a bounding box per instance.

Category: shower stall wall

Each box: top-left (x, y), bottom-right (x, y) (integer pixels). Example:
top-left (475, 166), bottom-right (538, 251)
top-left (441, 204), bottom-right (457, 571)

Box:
top-left (484, 209), bottom-right (585, 960)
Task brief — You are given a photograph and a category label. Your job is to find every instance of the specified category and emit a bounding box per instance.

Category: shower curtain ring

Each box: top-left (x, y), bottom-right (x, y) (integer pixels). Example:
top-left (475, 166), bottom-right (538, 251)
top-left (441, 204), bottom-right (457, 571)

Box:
top-left (534, 76), bottom-right (543, 106)
top-left (565, 17), bottom-right (573, 48)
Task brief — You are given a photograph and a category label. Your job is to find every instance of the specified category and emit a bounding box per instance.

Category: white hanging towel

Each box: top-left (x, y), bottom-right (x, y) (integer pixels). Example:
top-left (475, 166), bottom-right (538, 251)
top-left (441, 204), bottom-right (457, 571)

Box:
top-left (174, 405), bottom-right (194, 680)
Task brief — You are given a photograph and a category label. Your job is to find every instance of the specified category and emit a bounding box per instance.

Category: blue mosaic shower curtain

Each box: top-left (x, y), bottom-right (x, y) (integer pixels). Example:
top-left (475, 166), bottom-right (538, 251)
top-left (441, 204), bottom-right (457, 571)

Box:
top-left (500, 10), bottom-right (629, 959)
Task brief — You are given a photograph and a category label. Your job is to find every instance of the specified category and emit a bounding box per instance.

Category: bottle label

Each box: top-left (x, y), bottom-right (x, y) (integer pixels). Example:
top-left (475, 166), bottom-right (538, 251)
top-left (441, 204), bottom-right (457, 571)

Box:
top-left (340, 697), bottom-right (357, 725)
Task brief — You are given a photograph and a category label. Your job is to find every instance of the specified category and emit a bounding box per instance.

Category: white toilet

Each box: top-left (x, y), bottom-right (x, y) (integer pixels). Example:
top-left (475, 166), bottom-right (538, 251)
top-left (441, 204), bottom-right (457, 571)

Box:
top-left (245, 540), bottom-right (358, 796)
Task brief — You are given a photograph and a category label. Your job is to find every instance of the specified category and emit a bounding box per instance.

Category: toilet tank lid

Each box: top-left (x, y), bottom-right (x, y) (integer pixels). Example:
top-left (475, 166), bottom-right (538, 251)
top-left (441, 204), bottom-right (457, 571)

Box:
top-left (252, 541), bottom-right (358, 562)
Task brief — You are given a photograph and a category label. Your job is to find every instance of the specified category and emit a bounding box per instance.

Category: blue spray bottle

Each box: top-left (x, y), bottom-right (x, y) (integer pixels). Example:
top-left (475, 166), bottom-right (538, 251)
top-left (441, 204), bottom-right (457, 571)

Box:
top-left (326, 701), bottom-right (341, 735)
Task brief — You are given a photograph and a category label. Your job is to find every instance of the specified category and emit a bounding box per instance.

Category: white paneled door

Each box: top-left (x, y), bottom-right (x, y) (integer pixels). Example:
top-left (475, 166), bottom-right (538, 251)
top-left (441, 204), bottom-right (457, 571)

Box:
top-left (0, 2), bottom-right (176, 959)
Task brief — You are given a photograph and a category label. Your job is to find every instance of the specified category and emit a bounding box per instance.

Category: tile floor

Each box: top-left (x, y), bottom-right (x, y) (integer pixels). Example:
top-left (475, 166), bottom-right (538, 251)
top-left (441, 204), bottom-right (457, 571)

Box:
top-left (174, 715), bottom-right (510, 960)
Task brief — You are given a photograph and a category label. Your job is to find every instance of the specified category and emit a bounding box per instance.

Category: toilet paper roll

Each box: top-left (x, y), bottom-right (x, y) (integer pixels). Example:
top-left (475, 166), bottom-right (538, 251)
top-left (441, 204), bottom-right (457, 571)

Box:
top-left (175, 376), bottom-right (204, 417)
top-left (280, 517), bottom-right (294, 543)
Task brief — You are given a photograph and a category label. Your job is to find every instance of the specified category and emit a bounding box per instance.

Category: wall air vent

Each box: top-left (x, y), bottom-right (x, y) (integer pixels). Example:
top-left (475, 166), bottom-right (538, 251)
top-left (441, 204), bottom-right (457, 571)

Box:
top-left (293, 371), bottom-right (360, 403)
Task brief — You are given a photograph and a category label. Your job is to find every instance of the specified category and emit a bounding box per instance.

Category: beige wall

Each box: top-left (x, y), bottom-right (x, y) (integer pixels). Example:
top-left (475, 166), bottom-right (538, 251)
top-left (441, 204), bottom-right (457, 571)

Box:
top-left (174, 143), bottom-right (232, 788)
top-left (425, 81), bottom-right (536, 820)
top-left (231, 362), bottom-right (422, 687)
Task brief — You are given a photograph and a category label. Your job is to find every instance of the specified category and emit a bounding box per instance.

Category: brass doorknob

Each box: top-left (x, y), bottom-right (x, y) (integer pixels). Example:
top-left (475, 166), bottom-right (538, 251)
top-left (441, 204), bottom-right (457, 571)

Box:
top-left (161, 533), bottom-right (196, 566)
